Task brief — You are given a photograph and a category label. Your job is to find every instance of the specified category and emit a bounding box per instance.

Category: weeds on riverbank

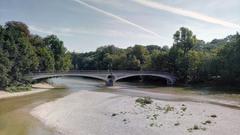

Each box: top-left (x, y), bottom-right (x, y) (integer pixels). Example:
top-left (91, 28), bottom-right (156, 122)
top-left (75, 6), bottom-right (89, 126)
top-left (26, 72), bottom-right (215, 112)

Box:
top-left (135, 97), bottom-right (153, 106)
top-left (5, 85), bottom-right (32, 92)
top-left (188, 125), bottom-right (206, 132)
top-left (163, 104), bottom-right (174, 113)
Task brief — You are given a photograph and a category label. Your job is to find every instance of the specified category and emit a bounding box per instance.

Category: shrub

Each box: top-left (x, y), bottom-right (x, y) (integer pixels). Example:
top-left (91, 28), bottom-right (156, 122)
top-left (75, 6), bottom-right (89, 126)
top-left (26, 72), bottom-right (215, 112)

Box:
top-left (210, 114), bottom-right (217, 118)
top-left (164, 104), bottom-right (174, 113)
top-left (135, 97), bottom-right (153, 106)
top-left (5, 84), bottom-right (31, 92)
top-left (193, 125), bottom-right (199, 130)
top-left (174, 122), bottom-right (180, 126)
top-left (181, 107), bottom-right (187, 112)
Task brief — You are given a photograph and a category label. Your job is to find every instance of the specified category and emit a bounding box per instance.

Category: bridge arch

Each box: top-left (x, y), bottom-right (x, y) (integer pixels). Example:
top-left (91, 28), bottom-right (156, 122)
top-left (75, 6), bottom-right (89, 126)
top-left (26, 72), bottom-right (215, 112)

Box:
top-left (114, 74), bottom-right (175, 85)
top-left (31, 74), bottom-right (107, 82)
top-left (27, 71), bottom-right (176, 86)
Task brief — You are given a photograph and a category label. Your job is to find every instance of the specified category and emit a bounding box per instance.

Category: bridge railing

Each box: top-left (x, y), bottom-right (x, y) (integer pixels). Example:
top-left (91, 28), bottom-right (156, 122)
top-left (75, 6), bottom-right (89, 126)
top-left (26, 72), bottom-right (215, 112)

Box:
top-left (29, 70), bottom-right (110, 75)
top-left (30, 70), bottom-right (172, 74)
top-left (28, 70), bottom-right (176, 78)
top-left (30, 70), bottom-right (173, 74)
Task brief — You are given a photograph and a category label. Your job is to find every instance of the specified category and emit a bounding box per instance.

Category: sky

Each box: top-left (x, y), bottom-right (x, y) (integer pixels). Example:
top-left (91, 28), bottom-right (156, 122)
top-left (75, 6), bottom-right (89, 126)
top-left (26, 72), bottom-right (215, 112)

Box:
top-left (0, 0), bottom-right (239, 52)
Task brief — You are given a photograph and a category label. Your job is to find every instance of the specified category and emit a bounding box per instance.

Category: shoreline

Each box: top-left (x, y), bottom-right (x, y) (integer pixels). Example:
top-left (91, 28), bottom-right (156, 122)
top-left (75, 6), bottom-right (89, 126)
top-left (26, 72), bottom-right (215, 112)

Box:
top-left (31, 91), bottom-right (240, 135)
top-left (0, 83), bottom-right (55, 100)
top-left (108, 85), bottom-right (240, 109)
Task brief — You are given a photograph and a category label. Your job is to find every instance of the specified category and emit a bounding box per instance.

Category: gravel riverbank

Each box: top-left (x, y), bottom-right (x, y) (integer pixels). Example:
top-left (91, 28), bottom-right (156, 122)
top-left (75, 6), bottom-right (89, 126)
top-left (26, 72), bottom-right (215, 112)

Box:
top-left (0, 83), bottom-right (54, 100)
top-left (31, 91), bottom-right (240, 135)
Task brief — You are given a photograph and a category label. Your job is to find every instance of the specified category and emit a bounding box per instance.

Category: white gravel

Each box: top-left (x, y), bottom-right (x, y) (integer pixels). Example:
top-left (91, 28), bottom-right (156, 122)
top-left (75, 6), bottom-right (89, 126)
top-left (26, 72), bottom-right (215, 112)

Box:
top-left (31, 91), bottom-right (240, 135)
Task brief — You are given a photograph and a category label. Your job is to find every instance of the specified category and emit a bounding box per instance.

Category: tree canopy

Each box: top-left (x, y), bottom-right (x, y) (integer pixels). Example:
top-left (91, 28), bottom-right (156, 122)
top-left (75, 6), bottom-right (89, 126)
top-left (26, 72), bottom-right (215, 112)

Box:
top-left (0, 21), bottom-right (72, 88)
top-left (0, 21), bottom-right (239, 88)
top-left (71, 27), bottom-right (240, 85)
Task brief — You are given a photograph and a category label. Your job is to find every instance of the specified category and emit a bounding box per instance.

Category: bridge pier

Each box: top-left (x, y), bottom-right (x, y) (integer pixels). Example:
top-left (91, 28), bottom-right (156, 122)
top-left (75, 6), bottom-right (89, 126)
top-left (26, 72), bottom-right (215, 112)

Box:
top-left (106, 79), bottom-right (114, 86)
top-left (106, 74), bottom-right (115, 86)
top-left (166, 79), bottom-right (174, 85)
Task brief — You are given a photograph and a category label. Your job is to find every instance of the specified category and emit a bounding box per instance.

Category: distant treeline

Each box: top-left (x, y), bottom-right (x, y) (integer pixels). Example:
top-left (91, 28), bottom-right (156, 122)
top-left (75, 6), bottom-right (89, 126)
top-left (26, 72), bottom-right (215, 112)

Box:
top-left (0, 21), bottom-right (72, 88)
top-left (0, 21), bottom-right (240, 88)
top-left (71, 28), bottom-right (240, 84)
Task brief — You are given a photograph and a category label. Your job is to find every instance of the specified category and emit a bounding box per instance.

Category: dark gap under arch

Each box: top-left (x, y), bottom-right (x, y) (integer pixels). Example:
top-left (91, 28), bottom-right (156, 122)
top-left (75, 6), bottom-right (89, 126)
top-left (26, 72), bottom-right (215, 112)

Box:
top-left (116, 75), bottom-right (168, 86)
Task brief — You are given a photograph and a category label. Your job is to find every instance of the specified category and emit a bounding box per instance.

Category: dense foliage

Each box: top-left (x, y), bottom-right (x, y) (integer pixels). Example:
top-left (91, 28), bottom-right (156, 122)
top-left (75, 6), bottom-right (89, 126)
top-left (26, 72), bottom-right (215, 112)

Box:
top-left (0, 21), bottom-right (72, 88)
top-left (0, 21), bottom-right (239, 88)
top-left (71, 28), bottom-right (240, 85)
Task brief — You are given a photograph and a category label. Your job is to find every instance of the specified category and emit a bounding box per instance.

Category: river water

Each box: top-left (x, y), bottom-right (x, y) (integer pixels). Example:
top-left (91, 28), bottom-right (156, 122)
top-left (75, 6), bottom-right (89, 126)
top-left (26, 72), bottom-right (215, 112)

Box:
top-left (0, 77), bottom-right (239, 135)
top-left (0, 77), bottom-right (103, 135)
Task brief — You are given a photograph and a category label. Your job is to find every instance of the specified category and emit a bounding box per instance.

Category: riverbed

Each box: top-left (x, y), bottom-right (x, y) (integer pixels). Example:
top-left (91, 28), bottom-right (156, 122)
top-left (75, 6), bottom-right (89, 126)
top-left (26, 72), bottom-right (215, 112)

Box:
top-left (0, 77), bottom-right (239, 135)
top-left (0, 77), bottom-right (103, 135)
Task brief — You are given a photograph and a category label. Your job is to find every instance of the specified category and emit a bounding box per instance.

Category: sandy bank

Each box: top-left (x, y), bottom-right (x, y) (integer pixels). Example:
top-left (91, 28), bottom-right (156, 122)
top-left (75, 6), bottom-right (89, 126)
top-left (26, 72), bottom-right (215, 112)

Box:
top-left (0, 83), bottom-right (54, 100)
top-left (32, 82), bottom-right (55, 89)
top-left (31, 91), bottom-right (240, 135)
top-left (108, 87), bottom-right (240, 109)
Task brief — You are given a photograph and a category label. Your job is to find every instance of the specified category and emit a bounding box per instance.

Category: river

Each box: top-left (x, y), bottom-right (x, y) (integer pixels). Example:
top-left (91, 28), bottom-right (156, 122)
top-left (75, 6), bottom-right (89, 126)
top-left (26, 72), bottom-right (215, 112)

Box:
top-left (0, 77), bottom-right (239, 135)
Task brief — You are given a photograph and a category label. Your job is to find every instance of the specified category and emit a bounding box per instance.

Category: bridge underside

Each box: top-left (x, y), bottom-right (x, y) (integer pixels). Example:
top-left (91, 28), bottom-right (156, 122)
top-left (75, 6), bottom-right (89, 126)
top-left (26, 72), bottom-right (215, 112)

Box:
top-left (114, 74), bottom-right (174, 85)
top-left (115, 75), bottom-right (167, 83)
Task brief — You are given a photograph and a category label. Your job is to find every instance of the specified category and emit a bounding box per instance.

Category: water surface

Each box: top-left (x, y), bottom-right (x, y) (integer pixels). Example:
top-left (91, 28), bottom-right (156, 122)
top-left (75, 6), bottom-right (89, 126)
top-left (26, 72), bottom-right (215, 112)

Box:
top-left (0, 77), bottom-right (103, 135)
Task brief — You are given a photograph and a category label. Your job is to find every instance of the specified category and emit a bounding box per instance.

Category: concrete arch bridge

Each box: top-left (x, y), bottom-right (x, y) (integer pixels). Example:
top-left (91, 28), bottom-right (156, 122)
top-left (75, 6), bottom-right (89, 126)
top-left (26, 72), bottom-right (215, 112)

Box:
top-left (27, 70), bottom-right (177, 86)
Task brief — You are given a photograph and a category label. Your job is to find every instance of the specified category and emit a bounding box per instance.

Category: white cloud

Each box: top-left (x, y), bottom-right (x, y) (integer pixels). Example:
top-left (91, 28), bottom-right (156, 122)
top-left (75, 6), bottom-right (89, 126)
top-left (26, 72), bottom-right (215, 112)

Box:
top-left (133, 0), bottom-right (240, 29)
top-left (29, 25), bottom-right (92, 37)
top-left (29, 25), bottom-right (161, 41)
top-left (29, 25), bottom-right (55, 35)
top-left (71, 0), bottom-right (165, 39)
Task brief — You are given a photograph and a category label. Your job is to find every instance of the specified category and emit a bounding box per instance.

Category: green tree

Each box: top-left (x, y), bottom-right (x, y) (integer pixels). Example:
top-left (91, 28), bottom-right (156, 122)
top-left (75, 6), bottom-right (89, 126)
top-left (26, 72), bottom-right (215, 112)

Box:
top-left (215, 33), bottom-right (240, 83)
top-left (4, 21), bottom-right (39, 84)
top-left (173, 27), bottom-right (197, 55)
top-left (131, 45), bottom-right (149, 65)
top-left (30, 35), bottom-right (54, 71)
top-left (71, 52), bottom-right (79, 70)
top-left (0, 25), bottom-right (11, 88)
top-left (0, 21), bottom-right (73, 89)
top-left (44, 35), bottom-right (71, 71)
top-left (0, 50), bottom-right (10, 88)
top-left (171, 27), bottom-right (197, 82)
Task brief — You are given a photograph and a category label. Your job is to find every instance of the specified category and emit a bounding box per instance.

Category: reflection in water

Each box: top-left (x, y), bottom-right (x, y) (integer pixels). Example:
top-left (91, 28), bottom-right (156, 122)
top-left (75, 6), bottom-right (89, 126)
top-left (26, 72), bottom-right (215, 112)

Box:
top-left (49, 77), bottom-right (105, 91)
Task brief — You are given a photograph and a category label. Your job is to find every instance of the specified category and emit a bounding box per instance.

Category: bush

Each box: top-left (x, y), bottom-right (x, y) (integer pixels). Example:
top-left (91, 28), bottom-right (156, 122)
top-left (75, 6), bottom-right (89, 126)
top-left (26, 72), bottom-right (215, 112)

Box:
top-left (164, 104), bottom-right (174, 113)
top-left (5, 84), bottom-right (32, 92)
top-left (135, 97), bottom-right (153, 106)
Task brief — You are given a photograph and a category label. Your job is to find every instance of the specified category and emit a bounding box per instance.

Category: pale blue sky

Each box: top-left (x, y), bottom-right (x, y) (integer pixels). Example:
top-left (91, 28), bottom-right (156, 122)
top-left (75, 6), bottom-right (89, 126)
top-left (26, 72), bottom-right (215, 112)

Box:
top-left (0, 0), bottom-right (239, 52)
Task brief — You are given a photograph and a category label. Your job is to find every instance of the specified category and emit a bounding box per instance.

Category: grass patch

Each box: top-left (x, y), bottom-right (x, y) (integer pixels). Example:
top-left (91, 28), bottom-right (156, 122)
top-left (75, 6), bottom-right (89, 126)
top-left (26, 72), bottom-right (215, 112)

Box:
top-left (135, 97), bottom-right (153, 106)
top-left (188, 125), bottom-right (206, 132)
top-left (163, 104), bottom-right (174, 113)
top-left (5, 85), bottom-right (32, 93)
top-left (181, 106), bottom-right (187, 112)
